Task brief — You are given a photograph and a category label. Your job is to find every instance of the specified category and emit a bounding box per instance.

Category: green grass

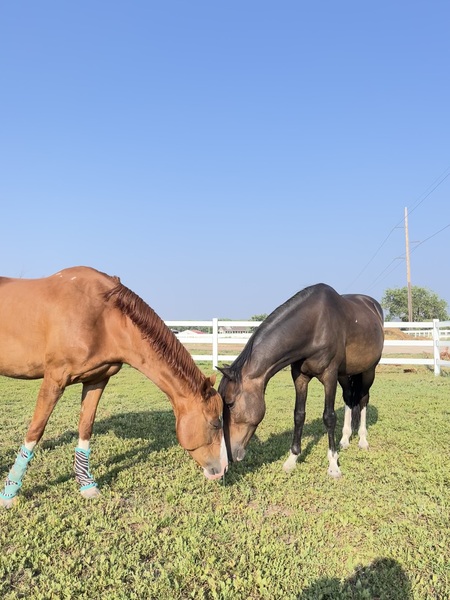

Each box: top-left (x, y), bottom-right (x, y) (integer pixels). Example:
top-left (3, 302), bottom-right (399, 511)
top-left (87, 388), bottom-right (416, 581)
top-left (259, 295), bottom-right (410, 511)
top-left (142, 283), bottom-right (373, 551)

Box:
top-left (0, 365), bottom-right (449, 599)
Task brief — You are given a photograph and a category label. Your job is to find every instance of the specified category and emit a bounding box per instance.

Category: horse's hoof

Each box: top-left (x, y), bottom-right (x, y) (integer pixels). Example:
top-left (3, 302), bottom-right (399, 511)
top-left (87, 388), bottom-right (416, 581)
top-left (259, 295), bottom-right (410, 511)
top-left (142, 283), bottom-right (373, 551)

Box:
top-left (339, 439), bottom-right (350, 450)
top-left (283, 461), bottom-right (296, 473)
top-left (327, 467), bottom-right (342, 478)
top-left (80, 486), bottom-right (101, 499)
top-left (0, 496), bottom-right (17, 509)
top-left (282, 452), bottom-right (298, 473)
top-left (358, 440), bottom-right (369, 450)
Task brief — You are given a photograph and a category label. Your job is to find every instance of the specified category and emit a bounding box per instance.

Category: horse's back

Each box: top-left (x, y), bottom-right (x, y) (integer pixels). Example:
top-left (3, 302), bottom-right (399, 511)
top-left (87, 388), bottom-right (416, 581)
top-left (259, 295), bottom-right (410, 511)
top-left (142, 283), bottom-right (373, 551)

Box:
top-left (0, 267), bottom-right (119, 314)
top-left (267, 284), bottom-right (383, 374)
top-left (340, 293), bottom-right (384, 335)
top-left (0, 267), bottom-right (121, 379)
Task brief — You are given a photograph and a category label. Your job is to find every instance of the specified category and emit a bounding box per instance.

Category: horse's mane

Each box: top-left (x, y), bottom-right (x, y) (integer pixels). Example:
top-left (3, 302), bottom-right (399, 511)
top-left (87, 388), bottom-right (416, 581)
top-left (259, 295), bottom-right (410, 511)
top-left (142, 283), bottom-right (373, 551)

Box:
top-left (228, 284), bottom-right (318, 379)
top-left (104, 283), bottom-right (205, 393)
top-left (228, 335), bottom-right (255, 379)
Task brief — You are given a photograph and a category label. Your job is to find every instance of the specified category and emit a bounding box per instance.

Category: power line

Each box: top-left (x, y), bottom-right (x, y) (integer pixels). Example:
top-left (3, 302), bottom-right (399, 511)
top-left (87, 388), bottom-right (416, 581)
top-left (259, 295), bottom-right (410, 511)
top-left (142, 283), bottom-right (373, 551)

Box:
top-left (366, 222), bottom-right (450, 292)
top-left (408, 165), bottom-right (450, 216)
top-left (410, 223), bottom-right (450, 253)
top-left (346, 165), bottom-right (450, 292)
top-left (344, 227), bottom-right (398, 290)
top-left (366, 258), bottom-right (403, 292)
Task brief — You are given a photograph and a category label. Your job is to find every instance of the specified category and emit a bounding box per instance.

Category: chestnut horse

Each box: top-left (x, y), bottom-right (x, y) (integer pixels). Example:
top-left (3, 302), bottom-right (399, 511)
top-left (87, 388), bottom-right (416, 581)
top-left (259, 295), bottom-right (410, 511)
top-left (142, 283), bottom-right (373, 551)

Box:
top-left (218, 283), bottom-right (384, 478)
top-left (0, 266), bottom-right (227, 508)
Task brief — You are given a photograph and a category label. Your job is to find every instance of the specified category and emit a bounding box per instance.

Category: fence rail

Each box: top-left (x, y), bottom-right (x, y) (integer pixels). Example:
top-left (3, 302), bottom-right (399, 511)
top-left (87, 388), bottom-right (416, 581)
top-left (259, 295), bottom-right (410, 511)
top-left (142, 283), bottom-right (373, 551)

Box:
top-left (165, 319), bottom-right (450, 376)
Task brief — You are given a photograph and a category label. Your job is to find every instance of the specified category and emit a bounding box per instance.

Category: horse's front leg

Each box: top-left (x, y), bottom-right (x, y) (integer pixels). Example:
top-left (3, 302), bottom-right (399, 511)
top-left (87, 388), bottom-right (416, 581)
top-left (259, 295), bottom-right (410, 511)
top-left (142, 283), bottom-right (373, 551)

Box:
top-left (321, 371), bottom-right (341, 478)
top-left (283, 366), bottom-right (310, 473)
top-left (0, 375), bottom-right (64, 508)
top-left (75, 380), bottom-right (108, 499)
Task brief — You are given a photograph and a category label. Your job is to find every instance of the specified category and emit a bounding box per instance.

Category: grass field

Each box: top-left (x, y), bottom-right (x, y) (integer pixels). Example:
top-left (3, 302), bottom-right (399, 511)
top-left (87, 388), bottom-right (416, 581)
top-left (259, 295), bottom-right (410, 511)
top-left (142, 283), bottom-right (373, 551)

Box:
top-left (0, 364), bottom-right (449, 599)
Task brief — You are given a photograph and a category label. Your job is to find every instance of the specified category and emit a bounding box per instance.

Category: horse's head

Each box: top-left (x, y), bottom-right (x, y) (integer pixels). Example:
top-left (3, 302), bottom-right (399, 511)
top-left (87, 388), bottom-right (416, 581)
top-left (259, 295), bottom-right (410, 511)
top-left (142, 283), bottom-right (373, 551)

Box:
top-left (174, 374), bottom-right (228, 480)
top-left (217, 366), bottom-right (266, 463)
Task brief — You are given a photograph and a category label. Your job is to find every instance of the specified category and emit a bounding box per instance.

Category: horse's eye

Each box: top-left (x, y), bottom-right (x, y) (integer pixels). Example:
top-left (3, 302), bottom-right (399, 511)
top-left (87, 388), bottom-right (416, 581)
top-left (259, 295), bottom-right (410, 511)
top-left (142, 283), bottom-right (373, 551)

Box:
top-left (211, 416), bottom-right (223, 430)
top-left (225, 401), bottom-right (235, 410)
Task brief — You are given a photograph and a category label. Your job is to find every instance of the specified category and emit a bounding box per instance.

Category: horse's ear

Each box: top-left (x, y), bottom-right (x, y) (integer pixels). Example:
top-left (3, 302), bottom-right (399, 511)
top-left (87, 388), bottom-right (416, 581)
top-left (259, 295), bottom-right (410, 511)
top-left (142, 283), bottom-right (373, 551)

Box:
top-left (216, 365), bottom-right (235, 381)
top-left (201, 374), bottom-right (216, 398)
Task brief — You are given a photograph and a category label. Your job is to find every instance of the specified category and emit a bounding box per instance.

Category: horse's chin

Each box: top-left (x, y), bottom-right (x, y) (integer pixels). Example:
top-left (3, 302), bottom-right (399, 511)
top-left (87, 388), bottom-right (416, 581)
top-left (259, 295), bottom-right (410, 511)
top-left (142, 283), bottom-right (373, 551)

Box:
top-left (232, 445), bottom-right (247, 462)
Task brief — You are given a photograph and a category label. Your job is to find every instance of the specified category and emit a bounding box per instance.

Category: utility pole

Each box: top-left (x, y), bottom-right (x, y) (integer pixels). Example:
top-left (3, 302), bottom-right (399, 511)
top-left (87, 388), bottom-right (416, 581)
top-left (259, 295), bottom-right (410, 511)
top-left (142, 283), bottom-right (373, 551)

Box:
top-left (404, 206), bottom-right (413, 321)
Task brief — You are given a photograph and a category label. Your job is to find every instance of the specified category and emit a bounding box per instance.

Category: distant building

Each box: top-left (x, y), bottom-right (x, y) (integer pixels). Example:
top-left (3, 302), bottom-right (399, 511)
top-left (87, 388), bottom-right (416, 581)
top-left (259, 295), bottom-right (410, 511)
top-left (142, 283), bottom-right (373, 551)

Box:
top-left (176, 329), bottom-right (206, 336)
top-left (218, 325), bottom-right (252, 335)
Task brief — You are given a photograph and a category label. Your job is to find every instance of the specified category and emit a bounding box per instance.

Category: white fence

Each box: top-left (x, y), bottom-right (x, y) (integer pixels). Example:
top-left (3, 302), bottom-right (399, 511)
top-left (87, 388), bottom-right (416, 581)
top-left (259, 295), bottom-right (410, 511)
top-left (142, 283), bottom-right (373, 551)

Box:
top-left (165, 319), bottom-right (450, 376)
top-left (405, 329), bottom-right (450, 339)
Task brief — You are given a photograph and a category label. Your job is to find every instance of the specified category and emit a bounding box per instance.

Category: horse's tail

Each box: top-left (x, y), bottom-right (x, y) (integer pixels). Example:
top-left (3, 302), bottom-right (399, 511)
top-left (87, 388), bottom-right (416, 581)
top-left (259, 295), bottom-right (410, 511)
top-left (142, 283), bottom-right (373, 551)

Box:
top-left (346, 374), bottom-right (363, 432)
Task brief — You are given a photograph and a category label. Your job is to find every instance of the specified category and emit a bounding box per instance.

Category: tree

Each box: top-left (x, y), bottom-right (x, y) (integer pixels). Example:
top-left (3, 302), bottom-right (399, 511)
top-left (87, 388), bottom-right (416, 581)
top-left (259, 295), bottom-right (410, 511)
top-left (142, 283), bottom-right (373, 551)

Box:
top-left (381, 286), bottom-right (449, 322)
top-left (250, 314), bottom-right (267, 322)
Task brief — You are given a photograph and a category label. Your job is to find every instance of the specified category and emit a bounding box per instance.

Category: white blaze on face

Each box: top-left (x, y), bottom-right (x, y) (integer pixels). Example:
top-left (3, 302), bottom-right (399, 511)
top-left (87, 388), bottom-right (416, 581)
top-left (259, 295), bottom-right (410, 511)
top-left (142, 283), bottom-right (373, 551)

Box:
top-left (220, 434), bottom-right (228, 472)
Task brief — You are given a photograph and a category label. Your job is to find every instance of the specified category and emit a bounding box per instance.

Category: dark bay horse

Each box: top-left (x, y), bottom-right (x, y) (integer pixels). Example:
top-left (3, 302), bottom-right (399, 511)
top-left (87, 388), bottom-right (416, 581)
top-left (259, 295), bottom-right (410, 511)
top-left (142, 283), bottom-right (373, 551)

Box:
top-left (0, 266), bottom-right (227, 508)
top-left (218, 283), bottom-right (384, 478)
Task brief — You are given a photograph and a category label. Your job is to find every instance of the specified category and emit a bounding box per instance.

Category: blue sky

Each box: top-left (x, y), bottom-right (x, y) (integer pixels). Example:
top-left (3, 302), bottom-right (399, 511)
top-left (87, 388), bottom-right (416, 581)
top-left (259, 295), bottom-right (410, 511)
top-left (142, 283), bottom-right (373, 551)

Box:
top-left (1, 2), bottom-right (449, 319)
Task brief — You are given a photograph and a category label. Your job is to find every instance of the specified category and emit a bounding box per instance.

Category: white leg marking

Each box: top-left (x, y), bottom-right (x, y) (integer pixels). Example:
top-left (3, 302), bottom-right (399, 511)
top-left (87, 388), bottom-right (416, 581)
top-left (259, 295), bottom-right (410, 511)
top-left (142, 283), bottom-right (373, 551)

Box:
top-left (283, 451), bottom-right (299, 473)
top-left (340, 405), bottom-right (352, 449)
top-left (358, 406), bottom-right (369, 450)
top-left (24, 440), bottom-right (37, 452)
top-left (327, 449), bottom-right (342, 478)
top-left (77, 438), bottom-right (90, 451)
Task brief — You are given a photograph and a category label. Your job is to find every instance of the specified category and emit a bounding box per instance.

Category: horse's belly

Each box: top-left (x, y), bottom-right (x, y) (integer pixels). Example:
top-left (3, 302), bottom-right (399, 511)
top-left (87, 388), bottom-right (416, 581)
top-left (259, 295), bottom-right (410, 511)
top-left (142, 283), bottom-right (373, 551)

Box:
top-left (0, 331), bottom-right (45, 379)
top-left (342, 348), bottom-right (381, 375)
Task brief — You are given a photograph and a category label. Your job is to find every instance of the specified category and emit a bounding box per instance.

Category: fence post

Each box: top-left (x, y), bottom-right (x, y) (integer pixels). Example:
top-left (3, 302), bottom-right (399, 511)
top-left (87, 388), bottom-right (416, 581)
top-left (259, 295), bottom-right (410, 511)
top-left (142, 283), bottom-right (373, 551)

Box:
top-left (433, 319), bottom-right (440, 376)
top-left (212, 318), bottom-right (218, 370)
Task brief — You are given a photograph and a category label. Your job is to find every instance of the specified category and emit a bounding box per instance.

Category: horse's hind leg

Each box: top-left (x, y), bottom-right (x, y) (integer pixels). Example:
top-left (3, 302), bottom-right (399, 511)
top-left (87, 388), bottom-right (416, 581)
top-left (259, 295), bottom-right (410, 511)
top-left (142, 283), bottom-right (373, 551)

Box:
top-left (338, 377), bottom-right (352, 449)
top-left (75, 380), bottom-right (108, 499)
top-left (320, 369), bottom-right (341, 478)
top-left (283, 364), bottom-right (309, 473)
top-left (357, 368), bottom-right (376, 450)
top-left (0, 375), bottom-right (64, 508)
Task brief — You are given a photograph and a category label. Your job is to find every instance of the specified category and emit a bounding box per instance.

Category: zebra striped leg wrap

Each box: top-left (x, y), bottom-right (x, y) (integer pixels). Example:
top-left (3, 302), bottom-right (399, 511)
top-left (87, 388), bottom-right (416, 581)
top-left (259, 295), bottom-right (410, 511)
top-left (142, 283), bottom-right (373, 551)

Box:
top-left (74, 447), bottom-right (98, 492)
top-left (0, 445), bottom-right (34, 501)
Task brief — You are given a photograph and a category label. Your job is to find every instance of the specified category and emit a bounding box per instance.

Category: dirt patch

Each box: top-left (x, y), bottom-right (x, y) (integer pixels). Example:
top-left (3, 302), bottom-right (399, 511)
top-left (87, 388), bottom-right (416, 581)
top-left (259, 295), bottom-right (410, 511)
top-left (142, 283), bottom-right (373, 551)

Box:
top-left (440, 348), bottom-right (450, 360)
top-left (384, 328), bottom-right (412, 340)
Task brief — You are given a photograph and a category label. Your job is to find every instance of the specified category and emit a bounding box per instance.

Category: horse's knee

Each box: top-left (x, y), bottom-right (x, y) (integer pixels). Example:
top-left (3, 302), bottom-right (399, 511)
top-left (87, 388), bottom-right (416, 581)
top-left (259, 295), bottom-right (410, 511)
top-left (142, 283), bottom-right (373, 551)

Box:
top-left (323, 410), bottom-right (337, 430)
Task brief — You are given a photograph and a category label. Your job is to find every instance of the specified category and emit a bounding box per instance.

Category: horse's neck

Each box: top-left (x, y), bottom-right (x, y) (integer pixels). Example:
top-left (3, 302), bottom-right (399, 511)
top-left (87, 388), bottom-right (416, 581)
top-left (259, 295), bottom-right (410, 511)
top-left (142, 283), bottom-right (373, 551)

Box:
top-left (243, 326), bottom-right (294, 383)
top-left (115, 324), bottom-right (193, 404)
top-left (142, 357), bottom-right (188, 402)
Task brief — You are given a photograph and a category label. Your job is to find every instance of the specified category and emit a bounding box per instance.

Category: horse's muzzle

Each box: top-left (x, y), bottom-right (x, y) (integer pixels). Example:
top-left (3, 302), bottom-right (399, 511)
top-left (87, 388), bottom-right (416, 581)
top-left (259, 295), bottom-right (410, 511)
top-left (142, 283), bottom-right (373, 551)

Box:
top-left (203, 435), bottom-right (228, 480)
